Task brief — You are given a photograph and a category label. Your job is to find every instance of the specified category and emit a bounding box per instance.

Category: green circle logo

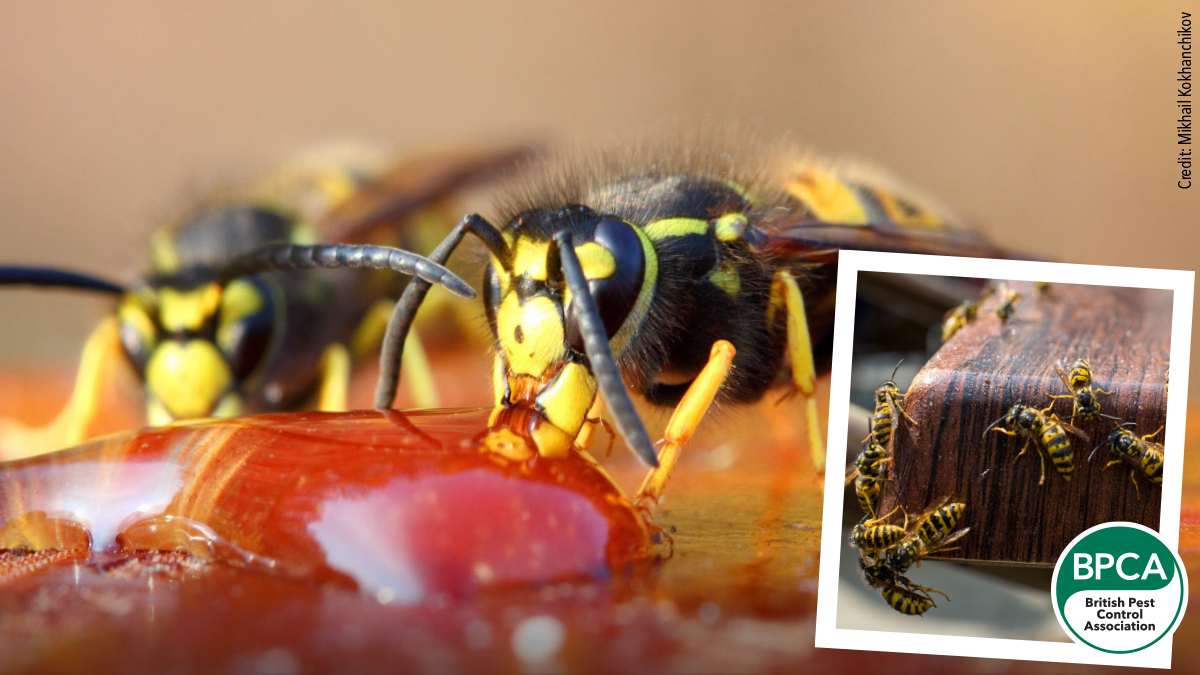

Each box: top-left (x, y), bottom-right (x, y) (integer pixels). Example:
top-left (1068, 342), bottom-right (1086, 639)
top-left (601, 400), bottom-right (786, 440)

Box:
top-left (1052, 522), bottom-right (1188, 653)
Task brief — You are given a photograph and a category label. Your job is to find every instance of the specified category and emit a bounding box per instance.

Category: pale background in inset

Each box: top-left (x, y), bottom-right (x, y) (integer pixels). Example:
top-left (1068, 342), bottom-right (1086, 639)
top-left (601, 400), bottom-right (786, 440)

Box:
top-left (0, 2), bottom-right (1194, 397)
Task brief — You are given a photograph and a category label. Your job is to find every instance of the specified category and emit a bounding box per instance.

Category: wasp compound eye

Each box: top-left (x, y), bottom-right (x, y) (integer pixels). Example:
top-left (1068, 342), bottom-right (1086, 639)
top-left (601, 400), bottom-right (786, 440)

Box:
top-left (216, 278), bottom-right (276, 380)
top-left (565, 218), bottom-right (645, 354)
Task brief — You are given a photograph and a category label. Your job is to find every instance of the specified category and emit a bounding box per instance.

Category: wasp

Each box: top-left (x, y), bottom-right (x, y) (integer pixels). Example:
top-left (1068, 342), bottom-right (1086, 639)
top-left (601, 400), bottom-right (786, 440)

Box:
top-left (0, 146), bottom-right (525, 459)
top-left (941, 300), bottom-right (978, 342)
top-left (855, 498), bottom-right (967, 616)
top-left (1155, 357), bottom-right (1170, 393)
top-left (375, 141), bottom-right (1004, 504)
top-left (859, 558), bottom-right (944, 616)
top-left (996, 284), bottom-right (1022, 321)
top-left (1047, 357), bottom-right (1115, 422)
top-left (984, 403), bottom-right (1089, 484)
top-left (1090, 423), bottom-right (1164, 498)
top-left (849, 505), bottom-right (908, 561)
top-left (868, 361), bottom-right (917, 449)
top-left (888, 497), bottom-right (969, 573)
top-left (844, 438), bottom-right (891, 517)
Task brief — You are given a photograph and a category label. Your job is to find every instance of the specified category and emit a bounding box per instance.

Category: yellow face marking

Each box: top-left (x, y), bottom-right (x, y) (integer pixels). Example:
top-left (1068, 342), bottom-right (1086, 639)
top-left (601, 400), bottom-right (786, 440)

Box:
top-left (508, 239), bottom-right (614, 281)
top-left (787, 166), bottom-right (869, 224)
top-left (511, 238), bottom-right (552, 280)
top-left (535, 362), bottom-right (598, 437)
top-left (146, 340), bottom-right (233, 419)
top-left (708, 262), bottom-right (741, 296)
top-left (215, 279), bottom-right (264, 355)
top-left (575, 242), bottom-right (615, 279)
top-left (714, 213), bottom-right (748, 242)
top-left (160, 284), bottom-right (222, 333)
top-left (643, 217), bottom-right (708, 241)
top-left (496, 294), bottom-right (565, 377)
top-left (117, 295), bottom-right (158, 349)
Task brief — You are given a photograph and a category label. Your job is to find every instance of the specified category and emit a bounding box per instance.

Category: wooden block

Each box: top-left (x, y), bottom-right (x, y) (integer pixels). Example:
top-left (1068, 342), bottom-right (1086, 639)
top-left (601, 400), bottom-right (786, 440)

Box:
top-left (878, 280), bottom-right (1172, 567)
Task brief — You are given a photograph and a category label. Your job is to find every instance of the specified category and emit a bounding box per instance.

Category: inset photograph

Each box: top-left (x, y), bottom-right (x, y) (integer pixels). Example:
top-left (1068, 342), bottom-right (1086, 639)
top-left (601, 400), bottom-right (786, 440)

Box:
top-left (816, 252), bottom-right (1191, 669)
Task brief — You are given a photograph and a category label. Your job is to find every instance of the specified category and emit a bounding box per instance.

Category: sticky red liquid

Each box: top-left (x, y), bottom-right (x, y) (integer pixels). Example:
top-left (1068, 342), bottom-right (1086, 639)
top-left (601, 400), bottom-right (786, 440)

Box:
top-left (0, 408), bottom-right (652, 598)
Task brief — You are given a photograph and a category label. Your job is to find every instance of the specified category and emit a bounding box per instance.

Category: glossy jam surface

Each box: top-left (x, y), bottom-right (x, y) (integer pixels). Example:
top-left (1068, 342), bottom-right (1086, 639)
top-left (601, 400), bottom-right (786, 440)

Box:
top-left (0, 408), bottom-right (652, 598)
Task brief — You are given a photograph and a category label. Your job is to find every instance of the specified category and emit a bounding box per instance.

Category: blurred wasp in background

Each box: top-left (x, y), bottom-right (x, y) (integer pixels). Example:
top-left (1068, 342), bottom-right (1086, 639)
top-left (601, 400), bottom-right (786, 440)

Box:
top-left (0, 144), bottom-right (528, 459)
top-left (376, 138), bottom-right (1006, 505)
top-left (940, 299), bottom-right (978, 342)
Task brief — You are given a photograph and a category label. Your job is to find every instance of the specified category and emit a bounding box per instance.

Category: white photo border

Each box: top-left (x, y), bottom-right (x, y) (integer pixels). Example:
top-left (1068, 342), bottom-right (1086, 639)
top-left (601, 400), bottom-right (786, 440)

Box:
top-left (813, 251), bottom-right (1194, 669)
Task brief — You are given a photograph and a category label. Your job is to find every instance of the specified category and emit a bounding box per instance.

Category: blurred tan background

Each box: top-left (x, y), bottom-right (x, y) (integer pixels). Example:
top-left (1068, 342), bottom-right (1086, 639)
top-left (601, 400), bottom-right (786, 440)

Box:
top-left (0, 1), bottom-right (1195, 398)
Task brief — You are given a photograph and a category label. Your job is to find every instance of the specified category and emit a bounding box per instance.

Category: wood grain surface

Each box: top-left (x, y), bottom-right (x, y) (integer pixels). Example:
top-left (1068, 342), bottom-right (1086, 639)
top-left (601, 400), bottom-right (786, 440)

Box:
top-left (879, 280), bottom-right (1172, 566)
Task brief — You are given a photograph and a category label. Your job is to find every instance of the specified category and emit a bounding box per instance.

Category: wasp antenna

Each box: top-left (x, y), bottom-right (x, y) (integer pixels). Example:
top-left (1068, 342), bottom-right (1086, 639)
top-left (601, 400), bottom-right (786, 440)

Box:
top-left (1097, 413), bottom-right (1123, 421)
top-left (982, 415), bottom-right (1006, 440)
top-left (552, 230), bottom-right (658, 468)
top-left (374, 214), bottom-right (501, 409)
top-left (0, 265), bottom-right (126, 295)
top-left (219, 243), bottom-right (477, 300)
top-left (1088, 441), bottom-right (1108, 462)
top-left (467, 214), bottom-right (511, 268)
top-left (890, 359), bottom-right (904, 381)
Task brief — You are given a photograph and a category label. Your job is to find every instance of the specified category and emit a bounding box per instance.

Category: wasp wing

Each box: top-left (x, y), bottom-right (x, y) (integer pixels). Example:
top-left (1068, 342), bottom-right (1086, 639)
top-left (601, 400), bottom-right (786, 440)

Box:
top-left (844, 464), bottom-right (860, 487)
top-left (751, 217), bottom-right (1011, 261)
top-left (1054, 416), bottom-right (1091, 443)
top-left (1053, 362), bottom-right (1075, 391)
top-left (318, 144), bottom-right (535, 244)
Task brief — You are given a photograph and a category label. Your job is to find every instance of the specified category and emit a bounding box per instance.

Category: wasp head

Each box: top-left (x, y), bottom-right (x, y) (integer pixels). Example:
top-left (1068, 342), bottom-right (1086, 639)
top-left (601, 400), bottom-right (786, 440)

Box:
top-left (484, 205), bottom-right (650, 379)
top-left (118, 271), bottom-right (276, 424)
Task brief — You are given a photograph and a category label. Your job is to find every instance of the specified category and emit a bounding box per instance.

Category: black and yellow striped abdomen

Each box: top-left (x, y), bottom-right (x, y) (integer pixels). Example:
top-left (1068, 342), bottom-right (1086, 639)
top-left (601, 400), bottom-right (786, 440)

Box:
top-left (1040, 422), bottom-right (1075, 481)
top-left (1143, 450), bottom-right (1164, 484)
top-left (882, 587), bottom-right (933, 616)
top-left (917, 503), bottom-right (965, 546)
top-left (855, 477), bottom-right (881, 516)
top-left (851, 522), bottom-right (906, 551)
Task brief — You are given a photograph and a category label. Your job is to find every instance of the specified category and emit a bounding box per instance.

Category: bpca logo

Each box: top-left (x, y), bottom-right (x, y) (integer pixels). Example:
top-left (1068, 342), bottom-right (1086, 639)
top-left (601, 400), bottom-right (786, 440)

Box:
top-left (1052, 522), bottom-right (1188, 653)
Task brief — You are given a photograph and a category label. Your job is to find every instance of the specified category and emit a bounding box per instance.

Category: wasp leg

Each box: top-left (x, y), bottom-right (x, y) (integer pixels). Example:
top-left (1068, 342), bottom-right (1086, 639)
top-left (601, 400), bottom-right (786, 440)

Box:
top-left (771, 269), bottom-right (825, 471)
top-left (352, 298), bottom-right (440, 409)
top-left (574, 397), bottom-right (611, 454)
top-left (890, 394), bottom-right (918, 426)
top-left (635, 340), bottom-right (736, 507)
top-left (1143, 426), bottom-right (1165, 443)
top-left (1128, 469), bottom-right (1142, 499)
top-left (0, 317), bottom-right (122, 460)
top-left (315, 343), bottom-right (352, 412)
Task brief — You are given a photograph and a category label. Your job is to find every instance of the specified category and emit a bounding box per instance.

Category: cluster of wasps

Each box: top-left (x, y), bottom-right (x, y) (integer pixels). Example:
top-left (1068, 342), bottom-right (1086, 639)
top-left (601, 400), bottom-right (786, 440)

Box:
top-left (846, 364), bottom-right (969, 616)
top-left (985, 355), bottom-right (1165, 497)
top-left (0, 136), bottom-right (1007, 513)
top-left (940, 281), bottom-right (1024, 342)
top-left (941, 280), bottom-right (1167, 495)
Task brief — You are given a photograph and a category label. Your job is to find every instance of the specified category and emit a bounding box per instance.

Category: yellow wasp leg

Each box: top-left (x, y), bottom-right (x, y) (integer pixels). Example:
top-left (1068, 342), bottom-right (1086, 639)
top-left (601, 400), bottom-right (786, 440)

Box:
top-left (772, 269), bottom-right (825, 471)
top-left (574, 397), bottom-right (606, 451)
top-left (890, 393), bottom-right (918, 426)
top-left (0, 317), bottom-right (122, 460)
top-left (351, 298), bottom-right (440, 409)
top-left (315, 343), bottom-right (352, 412)
top-left (635, 340), bottom-right (736, 506)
